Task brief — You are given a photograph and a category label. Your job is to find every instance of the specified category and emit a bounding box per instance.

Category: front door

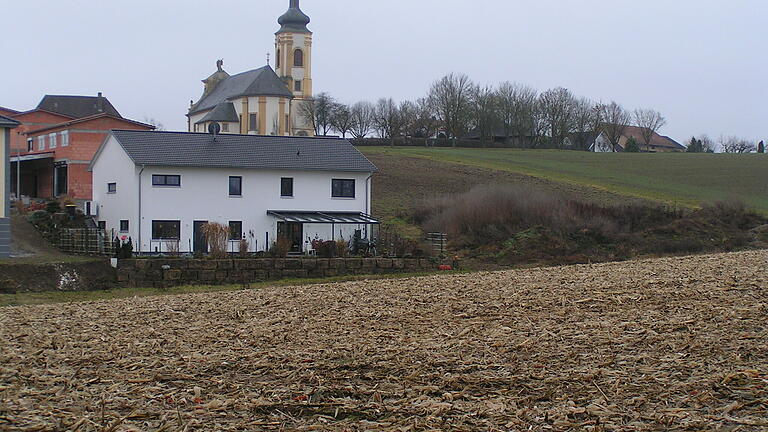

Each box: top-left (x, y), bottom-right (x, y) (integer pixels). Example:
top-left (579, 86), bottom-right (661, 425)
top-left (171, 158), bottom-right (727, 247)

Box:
top-left (277, 222), bottom-right (303, 253)
top-left (193, 221), bottom-right (208, 254)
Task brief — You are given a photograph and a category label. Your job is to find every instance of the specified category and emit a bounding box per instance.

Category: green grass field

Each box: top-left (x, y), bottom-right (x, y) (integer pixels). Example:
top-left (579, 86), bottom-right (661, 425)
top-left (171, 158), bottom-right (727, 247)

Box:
top-left (361, 147), bottom-right (768, 213)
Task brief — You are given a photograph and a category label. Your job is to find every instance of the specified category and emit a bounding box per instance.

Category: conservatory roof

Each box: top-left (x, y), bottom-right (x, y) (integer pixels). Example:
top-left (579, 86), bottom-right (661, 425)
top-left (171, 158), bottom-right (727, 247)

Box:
top-left (267, 211), bottom-right (380, 224)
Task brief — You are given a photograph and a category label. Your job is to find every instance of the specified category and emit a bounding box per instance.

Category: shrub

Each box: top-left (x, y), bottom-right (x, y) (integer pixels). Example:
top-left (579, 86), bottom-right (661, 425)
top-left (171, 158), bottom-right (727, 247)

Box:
top-left (46, 200), bottom-right (61, 214)
top-left (336, 239), bottom-right (349, 258)
top-left (28, 210), bottom-right (52, 227)
top-left (269, 237), bottom-right (293, 257)
top-left (239, 238), bottom-right (250, 256)
top-left (202, 222), bottom-right (229, 259)
top-left (312, 239), bottom-right (337, 258)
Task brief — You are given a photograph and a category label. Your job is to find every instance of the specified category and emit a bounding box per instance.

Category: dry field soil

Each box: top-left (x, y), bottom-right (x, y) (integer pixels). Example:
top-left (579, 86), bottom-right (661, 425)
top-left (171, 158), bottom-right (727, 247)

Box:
top-left (1, 251), bottom-right (767, 431)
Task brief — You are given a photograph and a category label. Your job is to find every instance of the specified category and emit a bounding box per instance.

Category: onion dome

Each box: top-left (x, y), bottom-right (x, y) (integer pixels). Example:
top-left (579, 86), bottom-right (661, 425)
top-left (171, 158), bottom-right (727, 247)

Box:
top-left (277, 0), bottom-right (311, 34)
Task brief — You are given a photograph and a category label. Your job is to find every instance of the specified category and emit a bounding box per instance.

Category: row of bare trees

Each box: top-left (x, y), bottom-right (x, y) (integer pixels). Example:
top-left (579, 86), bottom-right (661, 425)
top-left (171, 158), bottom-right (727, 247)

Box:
top-left (299, 73), bottom-right (763, 152)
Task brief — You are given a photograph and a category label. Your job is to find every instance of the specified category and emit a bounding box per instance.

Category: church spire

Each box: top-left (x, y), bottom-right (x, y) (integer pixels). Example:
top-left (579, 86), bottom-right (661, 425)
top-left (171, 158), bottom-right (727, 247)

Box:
top-left (277, 0), bottom-right (311, 34)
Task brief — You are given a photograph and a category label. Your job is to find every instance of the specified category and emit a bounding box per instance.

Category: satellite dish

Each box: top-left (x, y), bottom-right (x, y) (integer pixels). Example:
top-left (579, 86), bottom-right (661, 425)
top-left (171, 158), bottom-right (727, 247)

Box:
top-left (208, 122), bottom-right (222, 136)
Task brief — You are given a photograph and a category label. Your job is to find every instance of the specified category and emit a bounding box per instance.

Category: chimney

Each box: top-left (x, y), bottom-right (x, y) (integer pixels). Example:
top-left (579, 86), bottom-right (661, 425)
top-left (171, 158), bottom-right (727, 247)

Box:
top-left (97, 92), bottom-right (104, 113)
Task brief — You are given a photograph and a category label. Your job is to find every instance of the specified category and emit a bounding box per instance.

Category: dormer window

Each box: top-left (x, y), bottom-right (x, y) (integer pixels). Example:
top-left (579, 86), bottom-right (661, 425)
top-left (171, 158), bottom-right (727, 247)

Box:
top-left (294, 49), bottom-right (304, 67)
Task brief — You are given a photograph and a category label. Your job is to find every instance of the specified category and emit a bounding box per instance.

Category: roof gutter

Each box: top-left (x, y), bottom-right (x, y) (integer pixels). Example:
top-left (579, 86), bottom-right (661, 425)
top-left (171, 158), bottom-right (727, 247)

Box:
top-left (138, 165), bottom-right (145, 253)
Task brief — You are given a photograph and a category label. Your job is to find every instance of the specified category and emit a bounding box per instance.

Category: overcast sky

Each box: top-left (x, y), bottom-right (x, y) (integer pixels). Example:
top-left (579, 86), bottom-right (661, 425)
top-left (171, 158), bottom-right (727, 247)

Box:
top-left (1, 0), bottom-right (765, 144)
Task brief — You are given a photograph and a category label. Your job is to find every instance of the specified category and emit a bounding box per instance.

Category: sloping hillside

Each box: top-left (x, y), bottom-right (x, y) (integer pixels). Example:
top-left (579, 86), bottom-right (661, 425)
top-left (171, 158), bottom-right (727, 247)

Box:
top-left (362, 147), bottom-right (768, 214)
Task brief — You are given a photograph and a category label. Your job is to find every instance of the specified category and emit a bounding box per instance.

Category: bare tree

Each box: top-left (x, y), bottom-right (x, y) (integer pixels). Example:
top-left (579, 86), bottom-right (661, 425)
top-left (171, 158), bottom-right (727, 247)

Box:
top-left (569, 97), bottom-right (601, 149)
top-left (470, 84), bottom-right (499, 142)
top-left (411, 97), bottom-right (439, 139)
top-left (398, 100), bottom-right (418, 138)
top-left (373, 98), bottom-right (405, 144)
top-left (143, 117), bottom-right (165, 131)
top-left (599, 102), bottom-right (631, 152)
top-left (329, 102), bottom-right (354, 138)
top-left (298, 93), bottom-right (335, 136)
top-left (496, 82), bottom-right (537, 146)
top-left (349, 101), bottom-right (374, 139)
top-left (296, 99), bottom-right (317, 135)
top-left (634, 108), bottom-right (667, 152)
top-left (428, 73), bottom-right (474, 144)
top-left (719, 135), bottom-right (757, 153)
top-left (539, 87), bottom-right (577, 148)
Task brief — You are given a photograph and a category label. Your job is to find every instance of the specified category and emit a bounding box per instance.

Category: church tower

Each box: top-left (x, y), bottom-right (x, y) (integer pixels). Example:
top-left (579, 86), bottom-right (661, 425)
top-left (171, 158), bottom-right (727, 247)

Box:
top-left (275, 0), bottom-right (314, 136)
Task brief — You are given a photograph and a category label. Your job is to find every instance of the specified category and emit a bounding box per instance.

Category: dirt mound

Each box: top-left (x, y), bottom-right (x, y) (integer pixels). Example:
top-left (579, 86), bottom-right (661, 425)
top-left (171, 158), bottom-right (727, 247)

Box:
top-left (1, 251), bottom-right (766, 430)
top-left (8, 214), bottom-right (65, 258)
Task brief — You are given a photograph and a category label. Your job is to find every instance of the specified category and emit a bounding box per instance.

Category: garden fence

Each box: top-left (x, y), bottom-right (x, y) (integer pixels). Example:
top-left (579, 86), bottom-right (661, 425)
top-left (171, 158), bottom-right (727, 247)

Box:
top-left (58, 228), bottom-right (116, 256)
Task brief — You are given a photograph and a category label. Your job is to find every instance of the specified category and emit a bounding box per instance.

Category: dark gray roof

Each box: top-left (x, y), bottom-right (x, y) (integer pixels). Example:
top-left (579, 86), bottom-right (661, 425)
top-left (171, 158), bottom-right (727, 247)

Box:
top-left (196, 102), bottom-right (239, 124)
top-left (37, 95), bottom-right (122, 119)
top-left (107, 130), bottom-right (378, 173)
top-left (0, 114), bottom-right (20, 128)
top-left (189, 66), bottom-right (292, 115)
top-left (277, 0), bottom-right (311, 34)
top-left (566, 131), bottom-right (601, 148)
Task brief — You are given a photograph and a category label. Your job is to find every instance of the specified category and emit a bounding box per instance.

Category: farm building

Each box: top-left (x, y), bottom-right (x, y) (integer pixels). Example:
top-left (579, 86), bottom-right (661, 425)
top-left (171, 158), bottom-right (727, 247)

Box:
top-left (4, 94), bottom-right (154, 204)
top-left (90, 130), bottom-right (379, 254)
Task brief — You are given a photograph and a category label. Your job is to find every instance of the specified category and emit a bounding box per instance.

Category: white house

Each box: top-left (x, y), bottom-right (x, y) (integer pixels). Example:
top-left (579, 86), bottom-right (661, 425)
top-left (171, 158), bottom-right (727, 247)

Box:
top-left (563, 131), bottom-right (615, 152)
top-left (89, 130), bottom-right (378, 254)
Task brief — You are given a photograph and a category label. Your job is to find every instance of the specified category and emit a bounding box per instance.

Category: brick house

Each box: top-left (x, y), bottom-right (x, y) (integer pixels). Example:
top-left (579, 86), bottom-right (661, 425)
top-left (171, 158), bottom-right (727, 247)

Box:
top-left (5, 94), bottom-right (154, 203)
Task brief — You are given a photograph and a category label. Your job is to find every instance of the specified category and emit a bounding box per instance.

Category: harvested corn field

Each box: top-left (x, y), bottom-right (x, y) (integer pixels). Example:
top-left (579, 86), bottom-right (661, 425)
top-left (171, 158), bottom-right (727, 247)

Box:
top-left (2, 251), bottom-right (767, 431)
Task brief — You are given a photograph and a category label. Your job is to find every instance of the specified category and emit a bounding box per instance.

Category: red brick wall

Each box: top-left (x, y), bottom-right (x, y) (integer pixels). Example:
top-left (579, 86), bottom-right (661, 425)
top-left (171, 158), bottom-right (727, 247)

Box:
top-left (22, 117), bottom-right (152, 200)
top-left (8, 111), bottom-right (73, 152)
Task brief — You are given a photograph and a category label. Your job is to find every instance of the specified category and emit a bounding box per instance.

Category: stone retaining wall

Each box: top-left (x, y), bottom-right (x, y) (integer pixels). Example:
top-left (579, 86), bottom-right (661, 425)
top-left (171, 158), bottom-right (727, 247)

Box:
top-left (117, 257), bottom-right (436, 288)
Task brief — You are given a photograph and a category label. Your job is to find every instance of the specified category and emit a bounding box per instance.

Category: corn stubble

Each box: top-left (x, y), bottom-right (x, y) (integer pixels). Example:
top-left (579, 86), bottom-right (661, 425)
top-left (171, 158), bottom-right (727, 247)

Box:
top-left (1, 251), bottom-right (767, 430)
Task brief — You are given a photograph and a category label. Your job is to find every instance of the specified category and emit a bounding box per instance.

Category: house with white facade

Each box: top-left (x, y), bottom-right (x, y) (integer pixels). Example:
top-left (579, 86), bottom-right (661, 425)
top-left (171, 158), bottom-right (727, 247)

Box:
top-left (563, 131), bottom-right (614, 152)
top-left (90, 130), bottom-right (378, 254)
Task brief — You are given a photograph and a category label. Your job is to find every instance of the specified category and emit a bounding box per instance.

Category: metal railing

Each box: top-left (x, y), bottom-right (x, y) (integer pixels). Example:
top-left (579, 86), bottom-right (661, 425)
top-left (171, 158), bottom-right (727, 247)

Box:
top-left (58, 228), bottom-right (116, 256)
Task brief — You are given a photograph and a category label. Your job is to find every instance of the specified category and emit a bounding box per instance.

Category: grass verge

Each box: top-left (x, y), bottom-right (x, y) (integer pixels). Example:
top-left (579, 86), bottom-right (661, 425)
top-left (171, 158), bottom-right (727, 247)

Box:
top-left (0, 271), bottom-right (456, 307)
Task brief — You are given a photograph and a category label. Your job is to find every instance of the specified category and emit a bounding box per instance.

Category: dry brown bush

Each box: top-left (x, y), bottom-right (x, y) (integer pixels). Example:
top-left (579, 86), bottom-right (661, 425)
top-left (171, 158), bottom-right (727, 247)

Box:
top-left (202, 222), bottom-right (229, 259)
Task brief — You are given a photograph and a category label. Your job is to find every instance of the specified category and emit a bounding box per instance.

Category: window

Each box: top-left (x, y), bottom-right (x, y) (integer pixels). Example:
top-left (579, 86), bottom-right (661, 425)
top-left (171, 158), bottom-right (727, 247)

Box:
top-left (221, 122), bottom-right (229, 132)
top-left (332, 179), bottom-right (355, 198)
top-left (120, 220), bottom-right (129, 232)
top-left (229, 176), bottom-right (242, 196)
top-left (107, 182), bottom-right (117, 193)
top-left (152, 220), bottom-right (180, 240)
top-left (98, 221), bottom-right (106, 231)
top-left (54, 164), bottom-right (67, 196)
top-left (281, 177), bottom-right (294, 197)
top-left (294, 80), bottom-right (302, 92)
top-left (152, 175), bottom-right (181, 187)
top-left (276, 49), bottom-right (281, 68)
top-left (229, 221), bottom-right (243, 241)
top-left (38, 136), bottom-right (45, 151)
top-left (61, 130), bottom-right (69, 146)
top-left (294, 49), bottom-right (304, 67)
top-left (49, 133), bottom-right (57, 149)
top-left (27, 139), bottom-right (33, 152)
top-left (249, 114), bottom-right (258, 132)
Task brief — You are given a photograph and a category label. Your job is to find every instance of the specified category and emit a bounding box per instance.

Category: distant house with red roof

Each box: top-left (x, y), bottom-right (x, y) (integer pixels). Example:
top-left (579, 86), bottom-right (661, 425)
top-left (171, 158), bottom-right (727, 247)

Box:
top-left (4, 94), bottom-right (154, 203)
top-left (617, 125), bottom-right (685, 153)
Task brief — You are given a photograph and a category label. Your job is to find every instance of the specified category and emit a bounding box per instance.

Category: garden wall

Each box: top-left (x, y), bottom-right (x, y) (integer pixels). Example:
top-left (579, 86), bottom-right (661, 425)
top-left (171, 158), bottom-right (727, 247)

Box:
top-left (117, 257), bottom-right (436, 288)
top-left (0, 260), bottom-right (117, 294)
